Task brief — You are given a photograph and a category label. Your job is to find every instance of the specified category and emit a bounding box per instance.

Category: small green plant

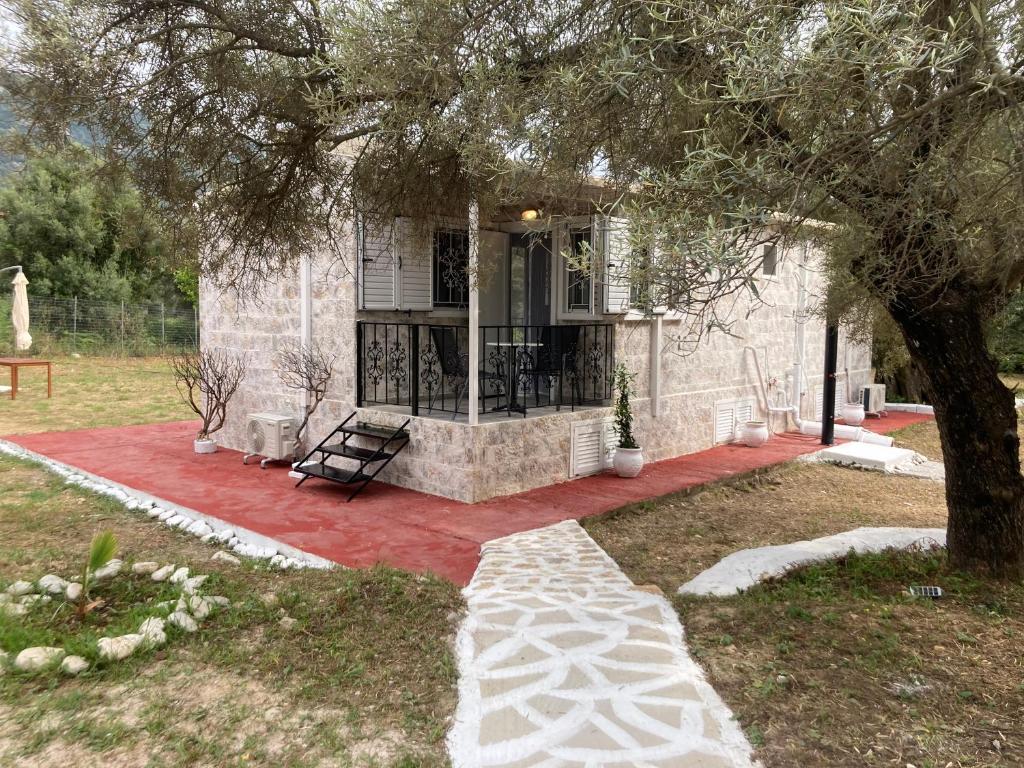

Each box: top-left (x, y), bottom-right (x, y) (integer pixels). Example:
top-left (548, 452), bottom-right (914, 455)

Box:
top-left (612, 363), bottom-right (638, 449)
top-left (79, 530), bottom-right (117, 616)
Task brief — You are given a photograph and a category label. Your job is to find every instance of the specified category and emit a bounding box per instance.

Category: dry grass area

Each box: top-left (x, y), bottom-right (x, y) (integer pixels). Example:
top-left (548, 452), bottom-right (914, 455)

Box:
top-left (0, 456), bottom-right (462, 767)
top-left (585, 460), bottom-right (947, 593)
top-left (0, 356), bottom-right (193, 436)
top-left (586, 420), bottom-right (1024, 767)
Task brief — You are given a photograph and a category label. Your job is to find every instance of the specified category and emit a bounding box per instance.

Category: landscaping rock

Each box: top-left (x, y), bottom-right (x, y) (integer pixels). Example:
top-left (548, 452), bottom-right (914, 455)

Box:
top-left (20, 594), bottom-right (51, 607)
top-left (151, 564), bottom-right (176, 582)
top-left (0, 593), bottom-right (10, 605)
top-left (168, 567), bottom-right (190, 584)
top-left (207, 596), bottom-right (230, 607)
top-left (186, 520), bottom-right (212, 537)
top-left (279, 616), bottom-right (297, 630)
top-left (182, 575), bottom-right (208, 595)
top-left (157, 509), bottom-right (176, 521)
top-left (139, 617), bottom-right (167, 646)
top-left (164, 514), bottom-right (184, 527)
top-left (92, 559), bottom-right (123, 581)
top-left (60, 656), bottom-right (89, 676)
top-left (211, 551), bottom-right (241, 566)
top-left (65, 582), bottom-right (83, 602)
top-left (188, 595), bottom-right (212, 620)
top-left (260, 592), bottom-right (279, 608)
top-left (132, 562), bottom-right (160, 576)
top-left (211, 529), bottom-right (234, 544)
top-left (38, 574), bottom-right (68, 595)
top-left (174, 517), bottom-right (194, 530)
top-left (146, 507), bottom-right (165, 518)
top-left (168, 610), bottom-right (198, 633)
top-left (200, 533), bottom-right (215, 543)
top-left (98, 634), bottom-right (145, 661)
top-left (270, 555), bottom-right (287, 568)
top-left (1, 603), bottom-right (27, 617)
top-left (14, 647), bottom-right (65, 672)
top-left (6, 581), bottom-right (34, 597)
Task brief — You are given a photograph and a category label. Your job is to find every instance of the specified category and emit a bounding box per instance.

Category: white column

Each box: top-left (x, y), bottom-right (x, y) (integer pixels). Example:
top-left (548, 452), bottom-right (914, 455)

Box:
top-left (468, 200), bottom-right (480, 426)
top-left (650, 314), bottom-right (662, 418)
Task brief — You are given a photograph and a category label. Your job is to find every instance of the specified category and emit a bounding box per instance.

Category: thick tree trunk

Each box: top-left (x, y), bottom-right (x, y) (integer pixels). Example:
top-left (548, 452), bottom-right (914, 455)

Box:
top-left (891, 300), bottom-right (1024, 577)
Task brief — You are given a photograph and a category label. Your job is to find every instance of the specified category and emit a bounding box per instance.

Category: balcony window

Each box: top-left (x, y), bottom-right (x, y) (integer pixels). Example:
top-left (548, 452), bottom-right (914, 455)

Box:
top-left (433, 228), bottom-right (470, 308)
top-left (564, 227), bottom-right (592, 312)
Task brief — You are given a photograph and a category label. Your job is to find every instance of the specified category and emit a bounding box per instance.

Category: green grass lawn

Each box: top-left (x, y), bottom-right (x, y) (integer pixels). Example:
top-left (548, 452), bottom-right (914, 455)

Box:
top-left (586, 419), bottom-right (1024, 767)
top-left (0, 357), bottom-right (463, 767)
top-left (0, 356), bottom-right (194, 435)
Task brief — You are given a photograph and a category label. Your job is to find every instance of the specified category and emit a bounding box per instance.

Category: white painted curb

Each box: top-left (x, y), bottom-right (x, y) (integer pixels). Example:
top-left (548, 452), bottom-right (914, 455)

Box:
top-left (679, 527), bottom-right (946, 597)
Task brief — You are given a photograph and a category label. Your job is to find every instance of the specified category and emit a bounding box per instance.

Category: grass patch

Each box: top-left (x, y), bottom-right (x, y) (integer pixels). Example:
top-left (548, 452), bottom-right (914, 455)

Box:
top-left (0, 453), bottom-right (462, 767)
top-left (0, 356), bottom-right (194, 436)
top-left (587, 419), bottom-right (1024, 766)
top-left (680, 549), bottom-right (1024, 766)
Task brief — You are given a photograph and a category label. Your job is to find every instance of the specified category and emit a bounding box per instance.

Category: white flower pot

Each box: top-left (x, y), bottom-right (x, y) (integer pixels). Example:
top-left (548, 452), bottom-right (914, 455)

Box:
top-left (613, 447), bottom-right (644, 478)
top-left (193, 438), bottom-right (217, 454)
top-left (841, 402), bottom-right (866, 426)
top-left (738, 421), bottom-right (770, 448)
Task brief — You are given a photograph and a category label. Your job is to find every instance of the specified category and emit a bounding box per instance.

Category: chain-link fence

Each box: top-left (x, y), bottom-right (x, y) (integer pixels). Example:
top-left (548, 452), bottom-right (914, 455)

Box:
top-left (0, 295), bottom-right (199, 356)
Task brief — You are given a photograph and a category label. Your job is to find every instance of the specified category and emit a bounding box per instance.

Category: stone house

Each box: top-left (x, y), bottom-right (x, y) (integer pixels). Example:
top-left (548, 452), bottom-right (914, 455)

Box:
top-left (200, 201), bottom-right (872, 502)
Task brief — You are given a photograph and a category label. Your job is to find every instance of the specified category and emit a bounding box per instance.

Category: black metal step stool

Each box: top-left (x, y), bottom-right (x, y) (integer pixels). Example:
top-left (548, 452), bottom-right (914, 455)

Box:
top-left (293, 413), bottom-right (410, 501)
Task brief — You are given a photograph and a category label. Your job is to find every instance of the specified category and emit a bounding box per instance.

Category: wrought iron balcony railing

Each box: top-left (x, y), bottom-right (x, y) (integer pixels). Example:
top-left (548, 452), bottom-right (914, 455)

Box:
top-left (356, 321), bottom-right (615, 419)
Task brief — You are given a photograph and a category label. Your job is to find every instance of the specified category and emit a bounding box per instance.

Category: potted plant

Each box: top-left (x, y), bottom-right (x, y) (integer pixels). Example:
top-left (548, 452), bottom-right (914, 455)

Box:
top-left (172, 349), bottom-right (248, 453)
top-left (611, 363), bottom-right (644, 478)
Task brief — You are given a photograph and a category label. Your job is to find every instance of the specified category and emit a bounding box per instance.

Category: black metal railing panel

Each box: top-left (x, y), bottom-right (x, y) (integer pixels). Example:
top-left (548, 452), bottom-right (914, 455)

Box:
top-left (356, 321), bottom-right (614, 418)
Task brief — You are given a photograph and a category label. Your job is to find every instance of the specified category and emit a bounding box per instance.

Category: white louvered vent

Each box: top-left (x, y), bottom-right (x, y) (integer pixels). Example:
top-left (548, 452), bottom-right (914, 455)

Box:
top-left (815, 387), bottom-right (842, 420)
top-left (570, 419), bottom-right (614, 478)
top-left (714, 398), bottom-right (756, 444)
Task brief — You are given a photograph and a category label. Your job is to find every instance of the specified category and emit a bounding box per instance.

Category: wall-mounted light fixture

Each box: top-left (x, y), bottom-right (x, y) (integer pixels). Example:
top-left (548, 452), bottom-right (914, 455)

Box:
top-left (520, 208), bottom-right (540, 222)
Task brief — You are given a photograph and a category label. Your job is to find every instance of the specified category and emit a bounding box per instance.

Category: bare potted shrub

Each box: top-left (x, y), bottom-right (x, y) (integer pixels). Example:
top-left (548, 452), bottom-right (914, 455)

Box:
top-left (276, 341), bottom-right (337, 458)
top-left (172, 349), bottom-right (248, 453)
top-left (612, 363), bottom-right (644, 478)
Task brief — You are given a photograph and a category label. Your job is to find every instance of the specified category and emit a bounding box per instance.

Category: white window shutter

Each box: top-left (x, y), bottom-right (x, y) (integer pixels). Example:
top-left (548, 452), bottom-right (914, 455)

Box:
top-left (358, 214), bottom-right (398, 310)
top-left (602, 215), bottom-right (632, 313)
top-left (736, 400), bottom-right (754, 425)
top-left (396, 217), bottom-right (432, 310)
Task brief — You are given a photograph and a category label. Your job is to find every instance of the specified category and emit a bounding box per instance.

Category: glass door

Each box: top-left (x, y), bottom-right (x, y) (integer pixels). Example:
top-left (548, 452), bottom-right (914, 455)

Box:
top-left (509, 233), bottom-right (551, 326)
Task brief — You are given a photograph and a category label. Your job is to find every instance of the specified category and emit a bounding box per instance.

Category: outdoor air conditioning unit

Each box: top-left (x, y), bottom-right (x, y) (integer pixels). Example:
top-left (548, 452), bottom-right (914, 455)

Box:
top-left (858, 384), bottom-right (887, 416)
top-left (244, 413), bottom-right (297, 468)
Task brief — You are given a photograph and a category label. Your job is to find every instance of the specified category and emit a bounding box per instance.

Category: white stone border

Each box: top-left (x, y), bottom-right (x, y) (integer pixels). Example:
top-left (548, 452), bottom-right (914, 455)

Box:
top-left (678, 527), bottom-right (946, 597)
top-left (0, 439), bottom-right (334, 571)
top-left (884, 402), bottom-right (935, 414)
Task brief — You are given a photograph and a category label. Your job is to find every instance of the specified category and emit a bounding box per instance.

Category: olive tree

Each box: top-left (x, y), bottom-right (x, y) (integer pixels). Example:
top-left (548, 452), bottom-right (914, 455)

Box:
top-left (7, 0), bottom-right (1024, 575)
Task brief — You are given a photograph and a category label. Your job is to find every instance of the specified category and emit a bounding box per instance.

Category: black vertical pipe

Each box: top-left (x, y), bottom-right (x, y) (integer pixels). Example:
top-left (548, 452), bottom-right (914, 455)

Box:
top-left (355, 321), bottom-right (364, 407)
top-left (822, 322), bottom-right (840, 445)
top-left (410, 324), bottom-right (420, 416)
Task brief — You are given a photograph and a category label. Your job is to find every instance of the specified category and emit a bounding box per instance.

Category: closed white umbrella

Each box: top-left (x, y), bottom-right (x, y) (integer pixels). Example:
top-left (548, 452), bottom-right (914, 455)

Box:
top-left (11, 270), bottom-right (31, 352)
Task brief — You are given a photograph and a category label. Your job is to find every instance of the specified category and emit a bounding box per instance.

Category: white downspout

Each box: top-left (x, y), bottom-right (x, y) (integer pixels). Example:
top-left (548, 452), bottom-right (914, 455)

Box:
top-left (299, 253), bottom-right (313, 414)
top-left (650, 314), bottom-right (662, 418)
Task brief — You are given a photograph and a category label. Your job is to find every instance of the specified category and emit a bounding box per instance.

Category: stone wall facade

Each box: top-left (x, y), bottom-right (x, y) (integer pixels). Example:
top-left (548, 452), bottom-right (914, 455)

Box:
top-left (199, 238), bottom-right (872, 503)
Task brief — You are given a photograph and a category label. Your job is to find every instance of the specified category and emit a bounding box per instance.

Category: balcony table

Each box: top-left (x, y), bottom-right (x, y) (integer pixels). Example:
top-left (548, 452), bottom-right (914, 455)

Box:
top-left (485, 341), bottom-right (543, 416)
top-left (0, 357), bottom-right (52, 400)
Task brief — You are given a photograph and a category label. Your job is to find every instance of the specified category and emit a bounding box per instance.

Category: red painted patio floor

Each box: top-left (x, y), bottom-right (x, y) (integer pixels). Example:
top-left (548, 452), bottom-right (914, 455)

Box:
top-left (5, 411), bottom-right (932, 585)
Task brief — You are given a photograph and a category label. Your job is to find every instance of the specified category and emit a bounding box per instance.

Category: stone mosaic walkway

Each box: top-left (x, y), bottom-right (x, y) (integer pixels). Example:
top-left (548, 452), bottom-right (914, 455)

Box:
top-left (679, 527), bottom-right (947, 597)
top-left (448, 520), bottom-right (757, 768)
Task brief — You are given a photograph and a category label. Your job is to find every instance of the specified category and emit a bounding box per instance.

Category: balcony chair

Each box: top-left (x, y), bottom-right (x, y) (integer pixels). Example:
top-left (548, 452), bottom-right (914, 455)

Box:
top-left (522, 324), bottom-right (583, 411)
top-left (427, 326), bottom-right (506, 420)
